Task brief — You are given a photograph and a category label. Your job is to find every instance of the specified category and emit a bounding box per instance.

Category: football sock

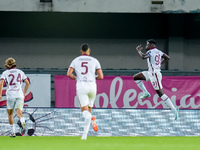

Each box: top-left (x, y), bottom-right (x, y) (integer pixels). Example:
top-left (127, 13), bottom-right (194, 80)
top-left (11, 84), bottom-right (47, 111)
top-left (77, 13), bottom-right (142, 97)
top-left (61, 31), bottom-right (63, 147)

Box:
top-left (82, 110), bottom-right (92, 135)
top-left (161, 94), bottom-right (176, 113)
top-left (20, 117), bottom-right (25, 125)
top-left (10, 124), bottom-right (15, 134)
top-left (135, 80), bottom-right (149, 94)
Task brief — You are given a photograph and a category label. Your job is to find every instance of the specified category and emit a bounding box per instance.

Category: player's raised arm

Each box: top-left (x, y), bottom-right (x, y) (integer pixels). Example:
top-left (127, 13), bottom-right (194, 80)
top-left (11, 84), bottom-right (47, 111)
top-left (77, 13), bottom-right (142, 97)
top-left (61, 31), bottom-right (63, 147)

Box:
top-left (96, 68), bottom-right (104, 80)
top-left (136, 45), bottom-right (150, 59)
top-left (67, 67), bottom-right (76, 80)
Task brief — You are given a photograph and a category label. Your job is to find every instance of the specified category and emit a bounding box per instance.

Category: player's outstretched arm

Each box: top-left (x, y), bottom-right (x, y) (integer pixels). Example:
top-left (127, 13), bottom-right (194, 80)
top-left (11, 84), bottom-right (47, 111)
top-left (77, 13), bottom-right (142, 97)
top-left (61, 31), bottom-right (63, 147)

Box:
top-left (67, 67), bottom-right (76, 80)
top-left (161, 53), bottom-right (170, 64)
top-left (96, 68), bottom-right (104, 80)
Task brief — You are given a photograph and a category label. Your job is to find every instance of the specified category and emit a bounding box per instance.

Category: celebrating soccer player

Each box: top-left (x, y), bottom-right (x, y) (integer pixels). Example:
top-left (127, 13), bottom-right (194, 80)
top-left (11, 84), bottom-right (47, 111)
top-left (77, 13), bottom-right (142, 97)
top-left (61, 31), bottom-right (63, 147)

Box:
top-left (133, 39), bottom-right (179, 120)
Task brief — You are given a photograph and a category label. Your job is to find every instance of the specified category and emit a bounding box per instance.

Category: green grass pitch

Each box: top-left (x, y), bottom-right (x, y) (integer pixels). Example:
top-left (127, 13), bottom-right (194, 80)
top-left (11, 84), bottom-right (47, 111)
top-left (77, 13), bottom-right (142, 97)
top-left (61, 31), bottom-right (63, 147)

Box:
top-left (0, 136), bottom-right (199, 150)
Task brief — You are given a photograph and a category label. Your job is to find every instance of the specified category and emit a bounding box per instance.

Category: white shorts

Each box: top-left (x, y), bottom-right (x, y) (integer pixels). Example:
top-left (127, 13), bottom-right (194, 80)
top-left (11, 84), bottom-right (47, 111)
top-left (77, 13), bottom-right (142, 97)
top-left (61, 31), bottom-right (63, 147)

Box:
top-left (142, 71), bottom-right (163, 90)
top-left (76, 82), bottom-right (97, 107)
top-left (7, 97), bottom-right (24, 110)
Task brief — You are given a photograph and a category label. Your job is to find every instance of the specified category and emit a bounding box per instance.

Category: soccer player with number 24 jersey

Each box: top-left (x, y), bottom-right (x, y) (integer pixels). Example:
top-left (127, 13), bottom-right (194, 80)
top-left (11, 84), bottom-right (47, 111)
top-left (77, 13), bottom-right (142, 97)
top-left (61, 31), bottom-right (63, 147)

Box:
top-left (0, 58), bottom-right (30, 137)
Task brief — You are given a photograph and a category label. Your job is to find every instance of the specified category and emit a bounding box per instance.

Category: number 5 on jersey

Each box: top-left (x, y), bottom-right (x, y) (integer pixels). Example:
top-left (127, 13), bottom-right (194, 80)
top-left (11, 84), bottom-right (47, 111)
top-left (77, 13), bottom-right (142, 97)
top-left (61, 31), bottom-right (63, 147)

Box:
top-left (81, 62), bottom-right (88, 75)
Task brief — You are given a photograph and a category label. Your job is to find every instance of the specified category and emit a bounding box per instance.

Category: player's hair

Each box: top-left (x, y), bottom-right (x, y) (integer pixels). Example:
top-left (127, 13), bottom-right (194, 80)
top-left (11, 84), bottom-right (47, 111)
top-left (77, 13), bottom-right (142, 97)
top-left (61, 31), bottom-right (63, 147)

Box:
top-left (5, 57), bottom-right (17, 69)
top-left (146, 39), bottom-right (156, 45)
top-left (81, 43), bottom-right (90, 52)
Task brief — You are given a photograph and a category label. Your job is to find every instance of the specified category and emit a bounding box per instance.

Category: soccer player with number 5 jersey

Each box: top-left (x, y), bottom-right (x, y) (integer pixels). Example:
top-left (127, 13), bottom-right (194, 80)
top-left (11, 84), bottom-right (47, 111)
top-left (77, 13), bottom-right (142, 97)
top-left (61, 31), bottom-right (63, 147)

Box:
top-left (133, 39), bottom-right (179, 120)
top-left (0, 58), bottom-right (30, 137)
top-left (67, 43), bottom-right (104, 140)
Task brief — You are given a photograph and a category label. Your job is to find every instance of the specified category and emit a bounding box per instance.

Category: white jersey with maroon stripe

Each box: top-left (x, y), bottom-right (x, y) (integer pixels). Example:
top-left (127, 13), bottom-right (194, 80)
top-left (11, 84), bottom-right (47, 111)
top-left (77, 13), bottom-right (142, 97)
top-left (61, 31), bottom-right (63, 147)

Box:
top-left (146, 48), bottom-right (164, 73)
top-left (69, 54), bottom-right (101, 83)
top-left (1, 68), bottom-right (27, 99)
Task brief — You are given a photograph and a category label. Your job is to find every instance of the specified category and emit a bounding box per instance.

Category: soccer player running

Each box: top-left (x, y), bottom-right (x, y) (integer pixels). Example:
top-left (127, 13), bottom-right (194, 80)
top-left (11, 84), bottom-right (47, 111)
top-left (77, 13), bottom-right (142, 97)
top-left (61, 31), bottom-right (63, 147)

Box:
top-left (134, 39), bottom-right (179, 120)
top-left (0, 58), bottom-right (30, 137)
top-left (67, 43), bottom-right (104, 140)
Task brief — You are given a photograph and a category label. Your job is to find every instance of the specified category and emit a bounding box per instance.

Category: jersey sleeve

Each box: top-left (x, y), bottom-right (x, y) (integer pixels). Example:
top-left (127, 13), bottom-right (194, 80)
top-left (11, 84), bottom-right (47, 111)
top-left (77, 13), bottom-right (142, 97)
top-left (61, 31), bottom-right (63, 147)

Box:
top-left (69, 59), bottom-right (76, 69)
top-left (95, 59), bottom-right (101, 70)
top-left (160, 51), bottom-right (164, 56)
top-left (146, 50), bottom-right (151, 57)
top-left (21, 71), bottom-right (27, 80)
top-left (0, 72), bottom-right (6, 80)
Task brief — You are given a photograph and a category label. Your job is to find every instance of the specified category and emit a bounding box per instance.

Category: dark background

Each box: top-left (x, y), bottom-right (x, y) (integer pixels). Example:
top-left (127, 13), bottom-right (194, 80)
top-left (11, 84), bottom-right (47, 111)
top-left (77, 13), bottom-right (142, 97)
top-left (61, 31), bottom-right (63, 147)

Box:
top-left (1, 12), bottom-right (200, 39)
